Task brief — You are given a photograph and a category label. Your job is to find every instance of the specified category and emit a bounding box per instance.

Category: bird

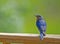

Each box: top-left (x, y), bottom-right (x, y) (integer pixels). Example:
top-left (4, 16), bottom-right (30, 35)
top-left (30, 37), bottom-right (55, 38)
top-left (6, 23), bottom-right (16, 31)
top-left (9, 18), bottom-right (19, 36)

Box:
top-left (35, 15), bottom-right (46, 40)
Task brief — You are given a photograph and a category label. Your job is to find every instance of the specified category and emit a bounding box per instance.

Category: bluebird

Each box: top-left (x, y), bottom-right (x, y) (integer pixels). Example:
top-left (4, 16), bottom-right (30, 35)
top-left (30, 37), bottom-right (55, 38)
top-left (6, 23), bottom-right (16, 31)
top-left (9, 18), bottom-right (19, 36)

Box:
top-left (36, 15), bottom-right (46, 40)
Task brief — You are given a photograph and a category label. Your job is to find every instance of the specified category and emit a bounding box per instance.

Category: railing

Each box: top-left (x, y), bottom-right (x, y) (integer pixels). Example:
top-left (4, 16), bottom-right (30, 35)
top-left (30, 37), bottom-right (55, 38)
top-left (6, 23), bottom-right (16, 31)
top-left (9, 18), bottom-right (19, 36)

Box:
top-left (0, 33), bottom-right (60, 44)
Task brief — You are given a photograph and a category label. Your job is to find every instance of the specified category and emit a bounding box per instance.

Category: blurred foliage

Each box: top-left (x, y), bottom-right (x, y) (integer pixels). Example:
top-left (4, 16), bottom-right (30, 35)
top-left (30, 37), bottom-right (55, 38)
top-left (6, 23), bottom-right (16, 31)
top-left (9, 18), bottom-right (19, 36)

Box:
top-left (0, 0), bottom-right (60, 34)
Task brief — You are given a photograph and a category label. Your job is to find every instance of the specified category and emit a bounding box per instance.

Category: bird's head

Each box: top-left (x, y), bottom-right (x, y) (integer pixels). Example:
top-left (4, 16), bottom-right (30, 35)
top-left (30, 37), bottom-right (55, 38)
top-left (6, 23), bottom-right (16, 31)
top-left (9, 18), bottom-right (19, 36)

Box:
top-left (35, 15), bottom-right (43, 20)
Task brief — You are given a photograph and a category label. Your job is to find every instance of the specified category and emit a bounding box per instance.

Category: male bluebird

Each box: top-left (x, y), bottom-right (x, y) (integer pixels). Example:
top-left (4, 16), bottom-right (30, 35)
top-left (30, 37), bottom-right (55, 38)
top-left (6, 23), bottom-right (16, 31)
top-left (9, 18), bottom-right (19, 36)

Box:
top-left (36, 15), bottom-right (46, 40)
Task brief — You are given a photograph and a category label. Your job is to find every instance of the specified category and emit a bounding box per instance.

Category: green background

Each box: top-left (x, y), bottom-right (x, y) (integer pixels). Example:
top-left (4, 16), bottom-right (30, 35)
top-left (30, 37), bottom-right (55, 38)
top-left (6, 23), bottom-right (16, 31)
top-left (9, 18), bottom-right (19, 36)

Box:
top-left (0, 0), bottom-right (60, 34)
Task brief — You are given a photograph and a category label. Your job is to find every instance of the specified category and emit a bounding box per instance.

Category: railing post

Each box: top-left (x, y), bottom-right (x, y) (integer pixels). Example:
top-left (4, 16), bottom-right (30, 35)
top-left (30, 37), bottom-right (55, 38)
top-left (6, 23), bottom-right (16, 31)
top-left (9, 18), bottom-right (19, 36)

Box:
top-left (3, 42), bottom-right (10, 44)
top-left (3, 40), bottom-right (10, 44)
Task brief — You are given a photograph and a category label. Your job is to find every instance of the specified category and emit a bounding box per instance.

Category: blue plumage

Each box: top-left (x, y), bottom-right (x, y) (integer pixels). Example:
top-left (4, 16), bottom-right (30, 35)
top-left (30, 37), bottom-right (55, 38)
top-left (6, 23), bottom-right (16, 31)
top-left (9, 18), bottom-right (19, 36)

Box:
top-left (36, 16), bottom-right (46, 40)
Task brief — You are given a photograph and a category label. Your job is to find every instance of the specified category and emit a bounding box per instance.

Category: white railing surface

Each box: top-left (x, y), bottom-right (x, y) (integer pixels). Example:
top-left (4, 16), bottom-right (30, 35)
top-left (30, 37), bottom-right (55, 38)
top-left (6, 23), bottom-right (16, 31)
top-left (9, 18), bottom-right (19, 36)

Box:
top-left (0, 33), bottom-right (60, 39)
